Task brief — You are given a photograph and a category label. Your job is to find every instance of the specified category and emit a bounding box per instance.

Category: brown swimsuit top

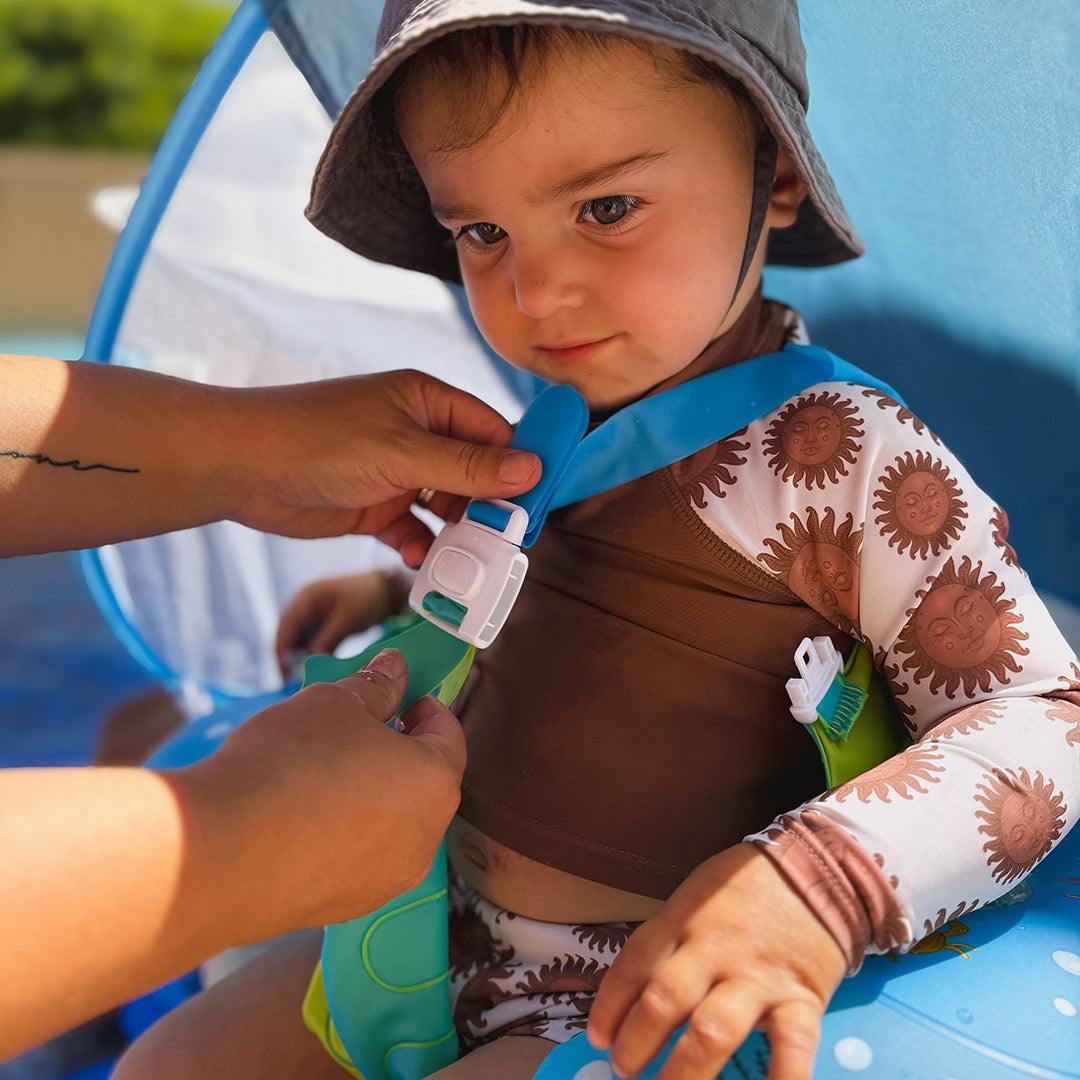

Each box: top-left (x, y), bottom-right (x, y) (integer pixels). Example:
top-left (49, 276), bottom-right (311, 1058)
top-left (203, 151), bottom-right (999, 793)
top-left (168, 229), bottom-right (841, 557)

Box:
top-left (454, 294), bottom-right (846, 899)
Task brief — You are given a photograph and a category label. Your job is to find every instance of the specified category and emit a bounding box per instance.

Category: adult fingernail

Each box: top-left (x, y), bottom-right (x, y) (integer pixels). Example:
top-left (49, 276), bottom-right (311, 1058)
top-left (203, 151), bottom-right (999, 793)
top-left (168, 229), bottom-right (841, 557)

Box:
top-left (363, 648), bottom-right (406, 679)
top-left (499, 450), bottom-right (541, 486)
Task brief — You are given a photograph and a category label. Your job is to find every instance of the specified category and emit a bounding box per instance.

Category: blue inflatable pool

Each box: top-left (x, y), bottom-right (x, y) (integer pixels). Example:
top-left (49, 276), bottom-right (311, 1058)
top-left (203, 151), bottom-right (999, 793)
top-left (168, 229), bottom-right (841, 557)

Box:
top-left (538, 825), bottom-right (1080, 1079)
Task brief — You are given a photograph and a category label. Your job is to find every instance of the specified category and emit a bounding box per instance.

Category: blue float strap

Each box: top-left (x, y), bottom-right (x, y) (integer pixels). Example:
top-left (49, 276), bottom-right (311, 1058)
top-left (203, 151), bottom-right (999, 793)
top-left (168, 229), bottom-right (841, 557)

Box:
top-left (315, 344), bottom-right (906, 1080)
top-left (408, 385), bottom-right (588, 646)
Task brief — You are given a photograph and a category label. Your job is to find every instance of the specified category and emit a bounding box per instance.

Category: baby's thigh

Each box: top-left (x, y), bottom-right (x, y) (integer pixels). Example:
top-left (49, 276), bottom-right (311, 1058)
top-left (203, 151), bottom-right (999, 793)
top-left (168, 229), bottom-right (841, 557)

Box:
top-left (112, 928), bottom-right (342, 1080)
top-left (429, 1036), bottom-right (555, 1079)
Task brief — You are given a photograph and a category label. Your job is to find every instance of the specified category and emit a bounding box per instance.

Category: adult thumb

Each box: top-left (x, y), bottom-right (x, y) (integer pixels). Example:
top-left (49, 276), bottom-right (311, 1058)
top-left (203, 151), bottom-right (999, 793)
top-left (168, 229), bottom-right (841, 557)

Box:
top-left (336, 648), bottom-right (407, 723)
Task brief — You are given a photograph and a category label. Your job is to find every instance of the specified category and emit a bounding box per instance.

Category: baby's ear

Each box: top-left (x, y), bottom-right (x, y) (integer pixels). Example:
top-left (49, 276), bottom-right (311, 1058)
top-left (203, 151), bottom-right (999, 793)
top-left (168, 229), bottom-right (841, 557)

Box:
top-left (767, 151), bottom-right (808, 230)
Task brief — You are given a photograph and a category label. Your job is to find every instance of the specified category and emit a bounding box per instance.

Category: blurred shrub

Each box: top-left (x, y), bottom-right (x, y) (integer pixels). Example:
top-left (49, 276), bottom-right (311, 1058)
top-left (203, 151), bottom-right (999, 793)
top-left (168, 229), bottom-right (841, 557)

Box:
top-left (0, 0), bottom-right (233, 151)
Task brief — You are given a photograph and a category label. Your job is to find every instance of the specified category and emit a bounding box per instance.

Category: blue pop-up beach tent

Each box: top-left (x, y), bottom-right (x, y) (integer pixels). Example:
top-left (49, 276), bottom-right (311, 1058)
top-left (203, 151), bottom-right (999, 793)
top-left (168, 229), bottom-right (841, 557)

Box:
top-left (77, 1), bottom-right (1079, 1076)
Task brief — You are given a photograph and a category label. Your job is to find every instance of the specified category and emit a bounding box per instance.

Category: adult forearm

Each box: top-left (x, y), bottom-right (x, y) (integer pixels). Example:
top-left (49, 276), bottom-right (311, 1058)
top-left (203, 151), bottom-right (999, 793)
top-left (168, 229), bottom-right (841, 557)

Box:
top-left (0, 356), bottom-right (247, 555)
top-left (0, 354), bottom-right (540, 560)
top-left (0, 767), bottom-right (237, 1058)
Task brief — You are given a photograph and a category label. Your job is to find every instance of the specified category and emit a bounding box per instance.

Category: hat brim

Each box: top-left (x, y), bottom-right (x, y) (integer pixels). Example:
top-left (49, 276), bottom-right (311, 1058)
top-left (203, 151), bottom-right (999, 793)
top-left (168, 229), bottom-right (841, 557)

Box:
top-left (306, 5), bottom-right (864, 282)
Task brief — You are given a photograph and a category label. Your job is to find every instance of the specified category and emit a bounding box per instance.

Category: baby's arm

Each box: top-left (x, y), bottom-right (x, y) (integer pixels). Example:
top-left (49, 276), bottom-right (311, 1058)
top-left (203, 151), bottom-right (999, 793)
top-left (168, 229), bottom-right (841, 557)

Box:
top-left (592, 382), bottom-right (1079, 1078)
top-left (275, 568), bottom-right (412, 676)
top-left (733, 385), bottom-right (1078, 963)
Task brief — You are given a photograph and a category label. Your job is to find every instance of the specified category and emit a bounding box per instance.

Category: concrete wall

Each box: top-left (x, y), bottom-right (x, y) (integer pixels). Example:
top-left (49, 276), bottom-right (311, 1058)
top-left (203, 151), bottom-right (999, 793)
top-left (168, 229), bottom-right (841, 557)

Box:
top-left (0, 146), bottom-right (148, 334)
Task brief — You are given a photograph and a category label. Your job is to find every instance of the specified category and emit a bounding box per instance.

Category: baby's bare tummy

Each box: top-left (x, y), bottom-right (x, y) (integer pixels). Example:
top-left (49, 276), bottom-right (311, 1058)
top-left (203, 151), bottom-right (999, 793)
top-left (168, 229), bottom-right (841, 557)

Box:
top-left (448, 818), bottom-right (663, 924)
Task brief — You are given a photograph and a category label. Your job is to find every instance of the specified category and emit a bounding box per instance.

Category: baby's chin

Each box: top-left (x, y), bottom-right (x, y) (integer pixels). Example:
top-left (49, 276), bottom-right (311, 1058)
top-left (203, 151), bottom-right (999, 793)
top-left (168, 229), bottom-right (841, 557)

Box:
top-left (580, 380), bottom-right (668, 414)
top-left (529, 372), bottom-right (649, 413)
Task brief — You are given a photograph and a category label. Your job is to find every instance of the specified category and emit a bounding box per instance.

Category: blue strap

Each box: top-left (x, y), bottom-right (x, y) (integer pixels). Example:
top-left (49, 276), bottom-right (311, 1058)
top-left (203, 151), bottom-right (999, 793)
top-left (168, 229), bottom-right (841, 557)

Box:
top-left (554, 344), bottom-right (901, 509)
top-left (489, 383), bottom-right (588, 547)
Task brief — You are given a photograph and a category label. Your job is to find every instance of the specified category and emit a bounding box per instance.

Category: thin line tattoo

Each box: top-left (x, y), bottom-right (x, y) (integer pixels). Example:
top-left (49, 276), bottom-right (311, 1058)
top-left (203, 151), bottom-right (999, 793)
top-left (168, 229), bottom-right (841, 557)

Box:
top-left (0, 449), bottom-right (140, 475)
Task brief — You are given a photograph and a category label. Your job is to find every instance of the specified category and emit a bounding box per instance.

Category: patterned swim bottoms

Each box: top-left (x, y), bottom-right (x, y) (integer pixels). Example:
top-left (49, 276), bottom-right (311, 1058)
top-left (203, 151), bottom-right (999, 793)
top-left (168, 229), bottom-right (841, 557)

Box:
top-left (448, 874), bottom-right (641, 1049)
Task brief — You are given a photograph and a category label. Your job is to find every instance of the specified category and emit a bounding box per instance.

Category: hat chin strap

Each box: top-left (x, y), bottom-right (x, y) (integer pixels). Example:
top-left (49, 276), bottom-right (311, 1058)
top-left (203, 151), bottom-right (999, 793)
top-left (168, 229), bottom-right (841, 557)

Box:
top-left (725, 132), bottom-right (779, 319)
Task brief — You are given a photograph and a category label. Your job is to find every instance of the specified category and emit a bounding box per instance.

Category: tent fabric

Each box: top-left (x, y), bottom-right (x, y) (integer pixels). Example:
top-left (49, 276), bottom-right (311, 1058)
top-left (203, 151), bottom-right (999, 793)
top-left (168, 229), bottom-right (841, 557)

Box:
top-left (84, 0), bottom-right (1079, 709)
top-left (765, 0), bottom-right (1080, 613)
top-left (84, 18), bottom-right (531, 707)
top-left (262, 0), bottom-right (379, 115)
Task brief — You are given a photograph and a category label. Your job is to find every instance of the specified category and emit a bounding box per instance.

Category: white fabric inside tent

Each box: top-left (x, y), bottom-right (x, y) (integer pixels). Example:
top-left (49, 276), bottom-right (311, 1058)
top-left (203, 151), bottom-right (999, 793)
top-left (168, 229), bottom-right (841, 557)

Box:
top-left (84, 24), bottom-right (532, 710)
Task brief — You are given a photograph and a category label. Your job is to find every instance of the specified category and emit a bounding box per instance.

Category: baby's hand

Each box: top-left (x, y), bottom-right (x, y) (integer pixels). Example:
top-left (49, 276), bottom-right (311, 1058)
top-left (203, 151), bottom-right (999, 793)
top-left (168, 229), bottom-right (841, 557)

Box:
top-left (274, 570), bottom-right (410, 678)
top-left (587, 844), bottom-right (846, 1080)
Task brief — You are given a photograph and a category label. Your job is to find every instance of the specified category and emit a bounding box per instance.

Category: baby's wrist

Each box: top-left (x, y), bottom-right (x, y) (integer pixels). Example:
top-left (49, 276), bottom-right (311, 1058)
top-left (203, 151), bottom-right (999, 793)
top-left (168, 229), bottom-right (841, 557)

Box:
top-left (376, 567), bottom-right (414, 620)
top-left (745, 812), bottom-right (909, 975)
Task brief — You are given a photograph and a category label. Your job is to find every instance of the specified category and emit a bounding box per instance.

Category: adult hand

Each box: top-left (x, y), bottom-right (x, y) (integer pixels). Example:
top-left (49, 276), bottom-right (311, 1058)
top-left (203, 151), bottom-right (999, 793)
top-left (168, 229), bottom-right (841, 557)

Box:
top-left (230, 368), bottom-right (540, 565)
top-left (180, 648), bottom-right (465, 934)
top-left (587, 844), bottom-right (846, 1080)
top-left (1, 649), bottom-right (465, 1059)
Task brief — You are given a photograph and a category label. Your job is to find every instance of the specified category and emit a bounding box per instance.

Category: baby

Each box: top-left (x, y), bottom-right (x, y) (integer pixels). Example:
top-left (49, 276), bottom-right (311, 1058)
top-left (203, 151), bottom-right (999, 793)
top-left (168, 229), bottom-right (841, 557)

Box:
top-left (117, 2), bottom-right (1080, 1078)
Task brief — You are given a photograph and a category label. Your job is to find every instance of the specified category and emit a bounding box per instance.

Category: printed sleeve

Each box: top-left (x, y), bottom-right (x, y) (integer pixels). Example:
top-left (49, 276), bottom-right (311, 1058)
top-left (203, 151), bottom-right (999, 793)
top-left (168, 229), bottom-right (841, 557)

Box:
top-left (681, 380), bottom-right (1080, 965)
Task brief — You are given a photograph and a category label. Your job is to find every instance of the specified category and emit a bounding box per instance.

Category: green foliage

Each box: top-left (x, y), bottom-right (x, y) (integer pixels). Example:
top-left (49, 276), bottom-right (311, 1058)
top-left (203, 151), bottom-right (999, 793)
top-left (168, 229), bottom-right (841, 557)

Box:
top-left (0, 0), bottom-right (233, 151)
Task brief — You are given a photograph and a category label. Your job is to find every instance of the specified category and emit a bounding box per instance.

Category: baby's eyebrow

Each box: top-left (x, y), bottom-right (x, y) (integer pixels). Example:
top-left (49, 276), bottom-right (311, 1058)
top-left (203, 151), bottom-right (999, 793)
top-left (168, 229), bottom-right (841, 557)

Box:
top-left (429, 150), bottom-right (669, 223)
top-left (540, 150), bottom-right (670, 201)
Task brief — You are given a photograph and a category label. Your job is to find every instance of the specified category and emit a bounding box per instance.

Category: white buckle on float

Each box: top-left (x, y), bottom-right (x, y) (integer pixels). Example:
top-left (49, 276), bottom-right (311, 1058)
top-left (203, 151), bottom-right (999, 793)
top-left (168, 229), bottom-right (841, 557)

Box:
top-left (409, 499), bottom-right (530, 648)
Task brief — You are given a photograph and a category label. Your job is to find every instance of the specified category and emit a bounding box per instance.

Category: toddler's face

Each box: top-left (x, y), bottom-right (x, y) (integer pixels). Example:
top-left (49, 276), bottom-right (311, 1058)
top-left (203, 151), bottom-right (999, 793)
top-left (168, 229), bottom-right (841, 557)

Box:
top-left (398, 38), bottom-right (762, 410)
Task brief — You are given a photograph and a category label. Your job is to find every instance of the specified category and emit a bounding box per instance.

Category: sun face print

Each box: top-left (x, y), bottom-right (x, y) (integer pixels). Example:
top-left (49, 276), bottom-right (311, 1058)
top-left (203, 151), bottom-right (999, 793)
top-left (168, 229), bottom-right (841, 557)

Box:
top-left (513, 956), bottom-right (605, 1001)
top-left (670, 431), bottom-right (750, 508)
top-left (759, 506), bottom-right (862, 631)
top-left (860, 387), bottom-right (941, 444)
top-left (989, 505), bottom-right (1020, 568)
top-left (974, 766), bottom-right (1067, 885)
top-left (824, 741), bottom-right (946, 804)
top-left (448, 895), bottom-right (513, 982)
top-left (762, 390), bottom-right (863, 489)
top-left (894, 556), bottom-right (1030, 696)
top-left (873, 450), bottom-right (967, 558)
top-left (571, 923), bottom-right (636, 955)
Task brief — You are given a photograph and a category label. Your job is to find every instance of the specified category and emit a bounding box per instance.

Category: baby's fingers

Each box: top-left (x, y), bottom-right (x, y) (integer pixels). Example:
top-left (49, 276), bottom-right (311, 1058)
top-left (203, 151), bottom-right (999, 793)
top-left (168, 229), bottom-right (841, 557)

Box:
top-left (634, 982), bottom-right (762, 1080)
top-left (592, 946), bottom-right (728, 1078)
top-left (587, 928), bottom-right (670, 1052)
top-left (763, 1000), bottom-right (821, 1080)
top-left (308, 607), bottom-right (363, 658)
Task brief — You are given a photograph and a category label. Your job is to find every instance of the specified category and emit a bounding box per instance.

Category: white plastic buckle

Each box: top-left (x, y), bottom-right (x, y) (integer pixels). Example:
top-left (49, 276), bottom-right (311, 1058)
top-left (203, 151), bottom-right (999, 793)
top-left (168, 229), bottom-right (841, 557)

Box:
top-left (785, 636), bottom-right (843, 725)
top-left (409, 499), bottom-right (530, 648)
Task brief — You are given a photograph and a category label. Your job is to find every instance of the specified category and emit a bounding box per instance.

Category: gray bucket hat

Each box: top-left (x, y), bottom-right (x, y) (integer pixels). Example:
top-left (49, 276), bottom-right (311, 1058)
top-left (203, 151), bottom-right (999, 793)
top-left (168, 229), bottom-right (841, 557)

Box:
top-left (306, 0), bottom-right (864, 283)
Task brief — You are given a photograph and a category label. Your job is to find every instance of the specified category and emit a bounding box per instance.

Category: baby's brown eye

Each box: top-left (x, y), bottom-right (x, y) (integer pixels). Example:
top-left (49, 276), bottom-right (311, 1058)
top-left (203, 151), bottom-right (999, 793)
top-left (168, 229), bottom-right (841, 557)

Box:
top-left (460, 222), bottom-right (506, 245)
top-left (584, 195), bottom-right (633, 225)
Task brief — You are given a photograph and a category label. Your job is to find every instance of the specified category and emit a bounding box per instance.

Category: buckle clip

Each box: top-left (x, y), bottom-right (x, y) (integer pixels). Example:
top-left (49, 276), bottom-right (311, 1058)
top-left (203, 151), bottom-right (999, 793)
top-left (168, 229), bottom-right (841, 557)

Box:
top-left (786, 636), bottom-right (844, 725)
top-left (409, 499), bottom-right (529, 648)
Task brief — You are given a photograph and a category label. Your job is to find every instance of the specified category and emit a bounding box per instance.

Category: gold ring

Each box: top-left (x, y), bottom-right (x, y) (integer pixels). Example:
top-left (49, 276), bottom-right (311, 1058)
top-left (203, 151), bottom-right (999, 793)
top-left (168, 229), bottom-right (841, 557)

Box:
top-left (415, 487), bottom-right (437, 509)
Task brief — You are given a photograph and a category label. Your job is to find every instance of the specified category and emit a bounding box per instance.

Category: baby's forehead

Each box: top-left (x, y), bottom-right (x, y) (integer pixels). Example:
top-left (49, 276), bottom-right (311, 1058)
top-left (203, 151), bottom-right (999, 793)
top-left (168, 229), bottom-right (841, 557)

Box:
top-left (393, 26), bottom-right (746, 155)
